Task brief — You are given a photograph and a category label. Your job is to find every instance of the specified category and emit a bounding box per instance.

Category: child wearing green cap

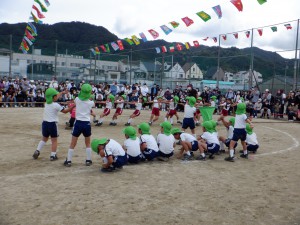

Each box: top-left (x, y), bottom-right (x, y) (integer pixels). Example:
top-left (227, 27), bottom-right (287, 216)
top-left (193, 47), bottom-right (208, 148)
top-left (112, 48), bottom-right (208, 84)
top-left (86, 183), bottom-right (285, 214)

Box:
top-left (241, 124), bottom-right (259, 154)
top-left (181, 96), bottom-right (197, 137)
top-left (148, 96), bottom-right (163, 126)
top-left (64, 84), bottom-right (95, 167)
top-left (33, 88), bottom-right (75, 161)
top-left (109, 94), bottom-right (126, 126)
top-left (225, 103), bottom-right (253, 162)
top-left (164, 96), bottom-right (180, 125)
top-left (217, 115), bottom-right (237, 153)
top-left (95, 94), bottom-right (115, 126)
top-left (138, 122), bottom-right (159, 161)
top-left (123, 126), bottom-right (143, 164)
top-left (91, 138), bottom-right (127, 172)
top-left (156, 121), bottom-right (176, 161)
top-left (125, 96), bottom-right (143, 126)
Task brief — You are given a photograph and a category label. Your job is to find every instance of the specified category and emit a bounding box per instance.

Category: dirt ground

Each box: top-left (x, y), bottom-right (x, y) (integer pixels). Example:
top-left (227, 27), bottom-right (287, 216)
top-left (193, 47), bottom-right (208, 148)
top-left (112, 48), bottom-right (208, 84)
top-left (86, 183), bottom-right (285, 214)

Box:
top-left (0, 107), bottom-right (299, 225)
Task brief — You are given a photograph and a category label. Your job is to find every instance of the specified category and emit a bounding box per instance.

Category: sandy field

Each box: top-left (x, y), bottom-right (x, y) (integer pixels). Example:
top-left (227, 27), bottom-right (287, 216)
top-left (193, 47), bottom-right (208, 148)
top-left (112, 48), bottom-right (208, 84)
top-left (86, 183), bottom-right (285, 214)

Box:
top-left (0, 107), bottom-right (299, 225)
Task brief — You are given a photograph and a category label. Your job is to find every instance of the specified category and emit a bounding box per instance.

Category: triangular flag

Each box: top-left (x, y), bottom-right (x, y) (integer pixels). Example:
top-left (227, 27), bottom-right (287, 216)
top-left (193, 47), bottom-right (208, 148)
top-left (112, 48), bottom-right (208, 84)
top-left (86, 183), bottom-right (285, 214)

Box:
top-left (203, 37), bottom-right (209, 41)
top-left (193, 40), bottom-right (200, 47)
top-left (176, 43), bottom-right (183, 51)
top-left (257, 29), bottom-right (263, 36)
top-left (233, 33), bottom-right (238, 39)
top-left (160, 25), bottom-right (173, 35)
top-left (43, 0), bottom-right (50, 7)
top-left (27, 22), bottom-right (37, 35)
top-left (117, 40), bottom-right (124, 50)
top-left (131, 35), bottom-right (140, 45)
top-left (245, 31), bottom-right (250, 38)
top-left (148, 29), bottom-right (159, 39)
top-left (100, 45), bottom-right (106, 52)
top-left (24, 36), bottom-right (33, 46)
top-left (30, 12), bottom-right (43, 24)
top-left (22, 39), bottom-right (30, 51)
top-left (124, 38), bottom-right (134, 45)
top-left (257, 0), bottom-right (267, 5)
top-left (169, 45), bottom-right (175, 52)
top-left (161, 46), bottom-right (167, 53)
top-left (284, 24), bottom-right (292, 30)
top-left (94, 47), bottom-right (100, 55)
top-left (196, 11), bottom-right (211, 22)
top-left (181, 17), bottom-right (194, 27)
top-left (199, 107), bottom-right (215, 122)
top-left (230, 0), bottom-right (243, 12)
top-left (139, 32), bottom-right (148, 42)
top-left (34, 0), bottom-right (48, 12)
top-left (111, 42), bottom-right (119, 51)
top-left (32, 5), bottom-right (45, 19)
top-left (90, 48), bottom-right (96, 55)
top-left (185, 42), bottom-right (191, 50)
top-left (271, 26), bottom-right (277, 32)
top-left (105, 44), bottom-right (110, 53)
top-left (25, 29), bottom-right (35, 41)
top-left (212, 5), bottom-right (222, 19)
top-left (19, 45), bottom-right (28, 54)
top-left (155, 47), bottom-right (161, 54)
top-left (212, 37), bottom-right (218, 43)
top-left (169, 21), bottom-right (180, 28)
top-left (222, 35), bottom-right (227, 41)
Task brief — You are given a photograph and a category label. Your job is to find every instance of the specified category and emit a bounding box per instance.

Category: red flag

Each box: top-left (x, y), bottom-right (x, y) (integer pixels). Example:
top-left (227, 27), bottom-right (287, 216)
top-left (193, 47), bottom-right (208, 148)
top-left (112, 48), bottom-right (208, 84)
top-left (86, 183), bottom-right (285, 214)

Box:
top-left (212, 37), bottom-right (218, 43)
top-left (245, 31), bottom-right (250, 38)
top-left (181, 17), bottom-right (194, 27)
top-left (25, 29), bottom-right (35, 40)
top-left (284, 24), bottom-right (292, 30)
top-left (203, 37), bottom-right (209, 41)
top-left (100, 45), bottom-right (106, 52)
top-left (222, 35), bottom-right (227, 41)
top-left (193, 40), bottom-right (200, 47)
top-left (117, 40), bottom-right (124, 50)
top-left (257, 29), bottom-right (263, 36)
top-left (176, 43), bottom-right (183, 51)
top-left (233, 33), bottom-right (238, 39)
top-left (32, 5), bottom-right (45, 19)
top-left (161, 46), bottom-right (167, 53)
top-left (230, 0), bottom-right (243, 12)
top-left (148, 29), bottom-right (159, 39)
top-left (169, 45), bottom-right (175, 52)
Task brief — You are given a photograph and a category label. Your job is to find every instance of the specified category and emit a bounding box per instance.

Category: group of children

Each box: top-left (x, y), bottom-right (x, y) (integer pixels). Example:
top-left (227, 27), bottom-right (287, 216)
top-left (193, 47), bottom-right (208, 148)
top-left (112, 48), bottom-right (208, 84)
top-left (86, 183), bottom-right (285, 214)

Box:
top-left (32, 84), bottom-right (260, 173)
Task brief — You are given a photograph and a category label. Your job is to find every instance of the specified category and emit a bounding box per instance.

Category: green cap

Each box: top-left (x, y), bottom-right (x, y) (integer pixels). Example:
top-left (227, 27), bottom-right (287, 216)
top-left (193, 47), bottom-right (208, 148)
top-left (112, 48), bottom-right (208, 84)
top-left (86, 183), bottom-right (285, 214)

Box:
top-left (157, 96), bottom-right (163, 99)
top-left (108, 94), bottom-right (115, 102)
top-left (210, 96), bottom-right (217, 100)
top-left (173, 95), bottom-right (179, 103)
top-left (160, 121), bottom-right (172, 136)
top-left (123, 126), bottom-right (137, 140)
top-left (171, 128), bottom-right (183, 135)
top-left (229, 117), bottom-right (235, 126)
top-left (246, 124), bottom-right (253, 135)
top-left (121, 94), bottom-right (127, 99)
top-left (188, 96), bottom-right (196, 107)
top-left (210, 120), bottom-right (217, 132)
top-left (78, 84), bottom-right (92, 101)
top-left (137, 122), bottom-right (151, 134)
top-left (45, 88), bottom-right (59, 104)
top-left (202, 121), bottom-right (214, 133)
top-left (197, 97), bottom-right (202, 101)
top-left (236, 103), bottom-right (246, 115)
top-left (91, 138), bottom-right (108, 153)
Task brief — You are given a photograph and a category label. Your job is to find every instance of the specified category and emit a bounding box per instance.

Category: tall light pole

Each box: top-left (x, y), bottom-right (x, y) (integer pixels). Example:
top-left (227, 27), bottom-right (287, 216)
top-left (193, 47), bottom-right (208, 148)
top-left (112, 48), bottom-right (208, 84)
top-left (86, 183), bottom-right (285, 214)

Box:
top-left (9, 34), bottom-right (12, 77)
top-left (54, 40), bottom-right (58, 77)
top-left (284, 61), bottom-right (288, 91)
top-left (293, 19), bottom-right (299, 91)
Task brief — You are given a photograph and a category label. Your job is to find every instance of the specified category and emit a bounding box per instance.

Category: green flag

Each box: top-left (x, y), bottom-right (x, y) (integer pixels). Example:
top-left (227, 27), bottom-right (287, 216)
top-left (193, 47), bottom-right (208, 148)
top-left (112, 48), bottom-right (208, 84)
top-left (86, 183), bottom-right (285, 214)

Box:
top-left (34, 0), bottom-right (48, 12)
top-left (199, 107), bottom-right (215, 122)
top-left (124, 38), bottom-right (134, 45)
top-left (196, 11), bottom-right (211, 22)
top-left (104, 44), bottom-right (110, 53)
top-left (271, 26), bottom-right (277, 32)
top-left (257, 0), bottom-right (267, 5)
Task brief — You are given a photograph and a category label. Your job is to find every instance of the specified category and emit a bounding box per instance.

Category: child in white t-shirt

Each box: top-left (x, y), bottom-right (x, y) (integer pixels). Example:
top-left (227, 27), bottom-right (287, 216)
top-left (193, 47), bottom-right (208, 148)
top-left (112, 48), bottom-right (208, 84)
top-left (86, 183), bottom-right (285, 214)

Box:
top-left (123, 126), bottom-right (142, 164)
top-left (125, 96), bottom-right (143, 126)
top-left (156, 121), bottom-right (175, 161)
top-left (95, 94), bottom-right (115, 126)
top-left (217, 116), bottom-right (237, 153)
top-left (244, 124), bottom-right (259, 153)
top-left (181, 97), bottom-right (197, 137)
top-left (138, 122), bottom-right (159, 161)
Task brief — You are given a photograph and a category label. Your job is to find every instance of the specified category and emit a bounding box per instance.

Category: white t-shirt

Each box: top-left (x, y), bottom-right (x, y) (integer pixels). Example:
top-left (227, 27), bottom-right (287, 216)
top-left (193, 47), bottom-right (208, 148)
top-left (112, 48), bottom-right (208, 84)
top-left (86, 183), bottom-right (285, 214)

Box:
top-left (105, 101), bottom-right (112, 109)
top-left (157, 134), bottom-right (175, 154)
top-left (75, 97), bottom-right (94, 121)
top-left (104, 139), bottom-right (125, 157)
top-left (246, 133), bottom-right (258, 145)
top-left (169, 101), bottom-right (175, 110)
top-left (116, 99), bottom-right (124, 109)
top-left (234, 114), bottom-right (248, 129)
top-left (210, 101), bottom-right (216, 107)
top-left (153, 99), bottom-right (159, 108)
top-left (201, 132), bottom-right (220, 145)
top-left (43, 103), bottom-right (64, 122)
top-left (124, 138), bottom-right (141, 157)
top-left (227, 126), bottom-right (234, 139)
top-left (180, 133), bottom-right (196, 142)
top-left (135, 102), bottom-right (142, 110)
top-left (140, 134), bottom-right (159, 152)
top-left (184, 104), bottom-right (196, 118)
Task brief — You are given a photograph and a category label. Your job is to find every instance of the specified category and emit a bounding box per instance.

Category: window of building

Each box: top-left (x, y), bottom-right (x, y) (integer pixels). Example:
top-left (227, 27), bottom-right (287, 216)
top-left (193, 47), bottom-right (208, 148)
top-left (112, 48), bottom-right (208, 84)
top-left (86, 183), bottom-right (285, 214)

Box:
top-left (110, 74), bottom-right (118, 79)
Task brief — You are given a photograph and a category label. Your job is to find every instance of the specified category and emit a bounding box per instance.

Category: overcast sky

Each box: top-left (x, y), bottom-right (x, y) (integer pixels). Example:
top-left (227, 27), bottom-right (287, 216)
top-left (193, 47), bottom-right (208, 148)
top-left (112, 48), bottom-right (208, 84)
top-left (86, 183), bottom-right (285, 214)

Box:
top-left (1, 0), bottom-right (299, 58)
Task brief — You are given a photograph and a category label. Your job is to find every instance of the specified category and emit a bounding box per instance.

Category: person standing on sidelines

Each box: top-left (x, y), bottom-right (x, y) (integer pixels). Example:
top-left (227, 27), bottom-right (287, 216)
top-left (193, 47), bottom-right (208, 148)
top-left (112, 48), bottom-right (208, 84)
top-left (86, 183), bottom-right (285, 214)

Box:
top-left (64, 84), bottom-right (95, 167)
top-left (33, 88), bottom-right (75, 161)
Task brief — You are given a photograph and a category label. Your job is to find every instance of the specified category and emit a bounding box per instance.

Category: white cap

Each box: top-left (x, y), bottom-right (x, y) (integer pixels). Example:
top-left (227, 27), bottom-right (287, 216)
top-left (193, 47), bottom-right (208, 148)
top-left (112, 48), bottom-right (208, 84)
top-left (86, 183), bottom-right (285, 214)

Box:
top-left (265, 89), bottom-right (269, 92)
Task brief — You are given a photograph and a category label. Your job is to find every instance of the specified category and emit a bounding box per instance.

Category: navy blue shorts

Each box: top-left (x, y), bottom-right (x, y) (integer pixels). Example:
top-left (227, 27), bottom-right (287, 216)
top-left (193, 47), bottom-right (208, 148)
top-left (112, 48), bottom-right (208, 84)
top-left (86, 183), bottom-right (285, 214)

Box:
top-left (207, 143), bottom-right (220, 154)
top-left (158, 151), bottom-right (174, 158)
top-left (225, 139), bottom-right (238, 148)
top-left (143, 148), bottom-right (158, 161)
top-left (247, 144), bottom-right (259, 152)
top-left (127, 154), bottom-right (142, 164)
top-left (72, 120), bottom-right (92, 137)
top-left (182, 118), bottom-right (195, 130)
top-left (191, 140), bottom-right (199, 151)
top-left (232, 128), bottom-right (247, 142)
top-left (113, 154), bottom-right (128, 168)
top-left (42, 121), bottom-right (58, 138)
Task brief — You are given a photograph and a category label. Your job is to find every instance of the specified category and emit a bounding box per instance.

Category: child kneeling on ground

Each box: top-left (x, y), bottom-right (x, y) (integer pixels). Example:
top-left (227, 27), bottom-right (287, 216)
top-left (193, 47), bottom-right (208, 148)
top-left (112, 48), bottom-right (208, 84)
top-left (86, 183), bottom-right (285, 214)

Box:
top-left (156, 121), bottom-right (176, 161)
top-left (138, 122), bottom-right (159, 161)
top-left (123, 126), bottom-right (143, 164)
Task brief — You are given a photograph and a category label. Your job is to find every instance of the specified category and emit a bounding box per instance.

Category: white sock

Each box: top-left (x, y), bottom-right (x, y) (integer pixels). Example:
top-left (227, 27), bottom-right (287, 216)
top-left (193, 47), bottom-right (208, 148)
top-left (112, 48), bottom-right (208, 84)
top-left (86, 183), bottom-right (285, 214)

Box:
top-left (243, 150), bottom-right (248, 155)
top-left (37, 140), bottom-right (46, 151)
top-left (86, 148), bottom-right (92, 160)
top-left (186, 151), bottom-right (191, 156)
top-left (229, 149), bottom-right (234, 157)
top-left (164, 117), bottom-right (167, 122)
top-left (220, 142), bottom-right (225, 150)
top-left (99, 118), bottom-right (103, 123)
top-left (67, 149), bottom-right (74, 161)
top-left (50, 152), bottom-right (56, 156)
top-left (201, 153), bottom-right (205, 157)
top-left (128, 118), bottom-right (132, 123)
top-left (102, 157), bottom-right (108, 164)
top-left (170, 118), bottom-right (173, 124)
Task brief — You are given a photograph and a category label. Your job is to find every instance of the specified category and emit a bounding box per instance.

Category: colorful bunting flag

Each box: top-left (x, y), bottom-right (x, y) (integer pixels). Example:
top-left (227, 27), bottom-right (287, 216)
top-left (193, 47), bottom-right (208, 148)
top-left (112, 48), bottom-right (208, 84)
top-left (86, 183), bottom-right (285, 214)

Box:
top-left (257, 29), bottom-right (263, 36)
top-left (43, 0), bottom-right (50, 7)
top-left (95, 47), bottom-right (100, 54)
top-left (185, 42), bottom-right (191, 50)
top-left (111, 42), bottom-right (119, 51)
top-left (257, 0), bottom-right (267, 5)
top-left (148, 29), bottom-right (159, 39)
top-left (24, 36), bottom-right (33, 46)
top-left (22, 39), bottom-right (30, 51)
top-left (169, 45), bottom-right (175, 52)
top-left (139, 32), bottom-right (148, 42)
top-left (233, 33), bottom-right (238, 39)
top-left (131, 35), bottom-right (140, 45)
top-left (34, 0), bottom-right (48, 12)
top-left (25, 29), bottom-right (35, 41)
top-left (31, 12), bottom-right (43, 24)
top-left (196, 11), bottom-right (211, 22)
top-left (271, 26), bottom-right (277, 32)
top-left (230, 0), bottom-right (243, 12)
top-left (32, 5), bottom-right (45, 19)
top-left (105, 44), bottom-right (110, 53)
top-left (193, 40), bottom-right (200, 47)
top-left (212, 5), bottom-right (222, 19)
top-left (222, 35), bottom-right (227, 41)
top-left (161, 46), bottom-right (167, 53)
top-left (160, 25), bottom-right (173, 35)
top-left (27, 22), bottom-right (37, 35)
top-left (155, 47), bottom-right (161, 54)
top-left (284, 24), bottom-right (292, 30)
top-left (124, 38), bottom-right (134, 45)
top-left (176, 43), bottom-right (183, 51)
top-left (169, 21), bottom-right (180, 28)
top-left (212, 37), bottom-right (218, 43)
top-left (90, 48), bottom-right (96, 55)
top-left (181, 17), bottom-right (194, 27)
top-left (245, 31), bottom-right (250, 38)
top-left (19, 45), bottom-right (28, 54)
top-left (203, 37), bottom-right (209, 41)
top-left (117, 40), bottom-right (124, 50)
top-left (100, 45), bottom-right (106, 52)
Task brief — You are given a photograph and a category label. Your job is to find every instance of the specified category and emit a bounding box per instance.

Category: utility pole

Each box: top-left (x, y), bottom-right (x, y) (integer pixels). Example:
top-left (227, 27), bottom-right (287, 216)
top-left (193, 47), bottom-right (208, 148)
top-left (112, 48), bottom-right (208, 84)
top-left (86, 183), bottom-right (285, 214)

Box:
top-left (130, 48), bottom-right (132, 84)
top-left (9, 34), bottom-right (12, 77)
top-left (293, 19), bottom-right (299, 91)
top-left (54, 40), bottom-right (58, 77)
top-left (161, 53), bottom-right (165, 88)
top-left (94, 44), bottom-right (97, 84)
top-left (249, 28), bottom-right (254, 90)
top-left (217, 34), bottom-right (221, 88)
top-left (31, 45), bottom-right (34, 80)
